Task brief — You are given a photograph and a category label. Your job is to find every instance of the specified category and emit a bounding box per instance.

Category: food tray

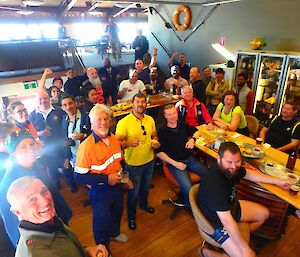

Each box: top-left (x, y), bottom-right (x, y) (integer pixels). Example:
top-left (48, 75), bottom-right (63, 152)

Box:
top-left (235, 141), bottom-right (264, 159)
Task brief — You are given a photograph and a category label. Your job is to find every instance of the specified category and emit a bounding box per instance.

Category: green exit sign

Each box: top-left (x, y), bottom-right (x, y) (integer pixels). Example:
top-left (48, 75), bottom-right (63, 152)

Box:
top-left (24, 81), bottom-right (37, 90)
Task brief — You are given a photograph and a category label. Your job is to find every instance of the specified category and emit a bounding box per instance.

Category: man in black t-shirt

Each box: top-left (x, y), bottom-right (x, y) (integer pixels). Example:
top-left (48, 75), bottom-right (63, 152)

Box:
top-left (167, 51), bottom-right (190, 81)
top-left (156, 104), bottom-right (207, 206)
top-left (259, 102), bottom-right (300, 153)
top-left (64, 68), bottom-right (87, 97)
top-left (197, 142), bottom-right (290, 257)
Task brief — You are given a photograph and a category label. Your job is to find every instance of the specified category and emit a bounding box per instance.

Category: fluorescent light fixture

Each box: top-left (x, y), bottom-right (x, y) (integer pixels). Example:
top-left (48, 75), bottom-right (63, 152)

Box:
top-left (88, 11), bottom-right (103, 16)
top-left (22, 0), bottom-right (45, 6)
top-left (17, 9), bottom-right (34, 15)
top-left (203, 0), bottom-right (240, 7)
top-left (212, 43), bottom-right (236, 61)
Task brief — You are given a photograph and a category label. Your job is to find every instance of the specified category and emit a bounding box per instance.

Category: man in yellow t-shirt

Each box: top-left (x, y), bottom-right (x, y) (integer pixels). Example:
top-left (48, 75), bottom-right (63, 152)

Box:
top-left (116, 93), bottom-right (160, 230)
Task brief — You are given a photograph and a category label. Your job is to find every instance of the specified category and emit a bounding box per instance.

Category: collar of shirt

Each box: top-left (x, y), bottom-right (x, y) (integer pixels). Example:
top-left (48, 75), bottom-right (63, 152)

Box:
top-left (92, 131), bottom-right (111, 143)
top-left (36, 105), bottom-right (55, 118)
top-left (65, 109), bottom-right (81, 122)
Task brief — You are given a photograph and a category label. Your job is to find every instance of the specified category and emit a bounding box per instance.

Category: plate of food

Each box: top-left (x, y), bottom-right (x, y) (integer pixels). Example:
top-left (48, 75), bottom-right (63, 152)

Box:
top-left (258, 162), bottom-right (299, 182)
top-left (111, 102), bottom-right (132, 112)
top-left (238, 143), bottom-right (264, 158)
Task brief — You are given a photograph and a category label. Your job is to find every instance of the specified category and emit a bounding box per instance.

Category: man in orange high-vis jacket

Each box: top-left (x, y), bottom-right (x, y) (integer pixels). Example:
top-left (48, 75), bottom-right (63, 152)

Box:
top-left (75, 104), bottom-right (133, 255)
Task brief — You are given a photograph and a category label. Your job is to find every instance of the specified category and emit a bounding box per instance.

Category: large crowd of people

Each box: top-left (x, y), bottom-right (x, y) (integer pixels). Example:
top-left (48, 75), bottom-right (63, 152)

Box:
top-left (0, 45), bottom-right (299, 257)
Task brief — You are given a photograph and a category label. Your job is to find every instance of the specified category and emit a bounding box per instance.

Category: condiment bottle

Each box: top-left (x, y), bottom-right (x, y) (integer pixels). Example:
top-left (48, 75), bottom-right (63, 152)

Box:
top-left (286, 150), bottom-right (296, 171)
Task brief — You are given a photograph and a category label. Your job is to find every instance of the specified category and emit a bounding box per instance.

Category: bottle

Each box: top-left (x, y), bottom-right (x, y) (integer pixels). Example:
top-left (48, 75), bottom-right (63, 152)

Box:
top-left (286, 150), bottom-right (297, 171)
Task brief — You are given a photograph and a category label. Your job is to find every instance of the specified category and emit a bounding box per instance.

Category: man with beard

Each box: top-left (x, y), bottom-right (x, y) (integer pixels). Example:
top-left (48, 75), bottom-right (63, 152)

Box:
top-left (197, 142), bottom-right (290, 257)
top-left (164, 65), bottom-right (189, 95)
top-left (146, 67), bottom-right (163, 95)
top-left (75, 104), bottom-right (132, 255)
top-left (189, 67), bottom-right (206, 104)
top-left (82, 67), bottom-right (112, 106)
top-left (116, 93), bottom-right (160, 230)
top-left (98, 58), bottom-right (121, 105)
top-left (233, 73), bottom-right (254, 115)
top-left (168, 51), bottom-right (191, 81)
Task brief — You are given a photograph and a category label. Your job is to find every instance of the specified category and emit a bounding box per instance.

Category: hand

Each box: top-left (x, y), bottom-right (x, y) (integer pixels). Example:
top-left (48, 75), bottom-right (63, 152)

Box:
top-left (38, 128), bottom-right (51, 137)
top-left (207, 122), bottom-right (214, 130)
top-left (151, 139), bottom-right (160, 149)
top-left (124, 179), bottom-right (134, 189)
top-left (241, 246), bottom-right (256, 257)
top-left (122, 87), bottom-right (128, 93)
top-left (173, 50), bottom-right (179, 56)
top-left (152, 47), bottom-right (157, 55)
top-left (72, 133), bottom-right (85, 140)
top-left (136, 47), bottom-right (141, 50)
top-left (85, 244), bottom-right (108, 257)
top-left (108, 173), bottom-right (121, 185)
top-left (295, 209), bottom-right (300, 219)
top-left (276, 179), bottom-right (291, 190)
top-left (101, 76), bottom-right (107, 81)
top-left (43, 68), bottom-right (52, 76)
top-left (126, 138), bottom-right (139, 147)
top-left (64, 159), bottom-right (71, 169)
top-left (185, 138), bottom-right (195, 149)
top-left (175, 161), bottom-right (187, 171)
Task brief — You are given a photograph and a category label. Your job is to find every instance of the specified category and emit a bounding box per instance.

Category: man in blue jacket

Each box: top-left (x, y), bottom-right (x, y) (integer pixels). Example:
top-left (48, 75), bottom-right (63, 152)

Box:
top-left (61, 94), bottom-right (91, 192)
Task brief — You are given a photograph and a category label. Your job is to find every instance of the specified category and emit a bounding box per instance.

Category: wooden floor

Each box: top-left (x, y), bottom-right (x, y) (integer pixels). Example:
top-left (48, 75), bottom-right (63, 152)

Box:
top-left (62, 169), bottom-right (300, 257)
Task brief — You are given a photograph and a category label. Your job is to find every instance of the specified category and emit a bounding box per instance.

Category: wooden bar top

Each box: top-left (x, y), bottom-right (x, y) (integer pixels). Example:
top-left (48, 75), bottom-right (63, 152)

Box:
top-left (196, 125), bottom-right (300, 209)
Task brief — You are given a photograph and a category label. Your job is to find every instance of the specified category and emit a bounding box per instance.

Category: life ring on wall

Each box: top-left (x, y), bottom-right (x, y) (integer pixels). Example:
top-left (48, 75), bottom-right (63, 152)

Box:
top-left (173, 5), bottom-right (191, 31)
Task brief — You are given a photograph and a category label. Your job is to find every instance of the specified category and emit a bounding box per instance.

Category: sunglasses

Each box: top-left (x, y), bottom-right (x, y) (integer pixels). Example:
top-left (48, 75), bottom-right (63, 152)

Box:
top-left (141, 125), bottom-right (146, 135)
top-left (16, 108), bottom-right (27, 114)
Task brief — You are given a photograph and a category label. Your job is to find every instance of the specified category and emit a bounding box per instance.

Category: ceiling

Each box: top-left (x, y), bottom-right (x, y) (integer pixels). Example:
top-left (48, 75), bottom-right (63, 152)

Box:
top-left (0, 0), bottom-right (242, 18)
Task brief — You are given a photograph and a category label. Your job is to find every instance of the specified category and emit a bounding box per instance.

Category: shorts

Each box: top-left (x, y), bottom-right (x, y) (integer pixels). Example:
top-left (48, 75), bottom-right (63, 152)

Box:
top-left (211, 227), bottom-right (230, 245)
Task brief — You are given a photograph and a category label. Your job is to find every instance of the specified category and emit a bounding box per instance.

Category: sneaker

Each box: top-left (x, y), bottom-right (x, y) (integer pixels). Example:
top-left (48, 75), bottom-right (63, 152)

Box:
top-left (110, 233), bottom-right (128, 243)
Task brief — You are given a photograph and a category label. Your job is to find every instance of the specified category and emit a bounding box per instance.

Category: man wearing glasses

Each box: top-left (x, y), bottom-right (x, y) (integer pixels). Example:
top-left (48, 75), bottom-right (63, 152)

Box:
top-left (116, 93), bottom-right (160, 230)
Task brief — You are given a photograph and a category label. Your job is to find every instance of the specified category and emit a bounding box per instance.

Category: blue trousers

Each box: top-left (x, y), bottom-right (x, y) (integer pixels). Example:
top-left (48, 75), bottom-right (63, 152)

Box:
top-left (89, 184), bottom-right (123, 248)
top-left (125, 160), bottom-right (154, 220)
top-left (167, 155), bottom-right (207, 207)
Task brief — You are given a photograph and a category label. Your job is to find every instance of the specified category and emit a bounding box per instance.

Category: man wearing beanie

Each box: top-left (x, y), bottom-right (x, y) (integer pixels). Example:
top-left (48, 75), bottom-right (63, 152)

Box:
top-left (0, 129), bottom-right (72, 247)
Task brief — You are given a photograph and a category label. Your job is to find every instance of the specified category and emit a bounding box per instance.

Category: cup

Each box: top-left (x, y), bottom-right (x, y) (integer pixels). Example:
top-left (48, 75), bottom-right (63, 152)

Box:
top-left (289, 185), bottom-right (299, 195)
top-left (256, 137), bottom-right (263, 145)
top-left (120, 170), bottom-right (129, 183)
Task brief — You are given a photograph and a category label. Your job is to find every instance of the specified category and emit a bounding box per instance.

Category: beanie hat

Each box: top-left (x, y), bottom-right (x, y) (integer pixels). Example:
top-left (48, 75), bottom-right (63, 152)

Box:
top-left (6, 129), bottom-right (34, 155)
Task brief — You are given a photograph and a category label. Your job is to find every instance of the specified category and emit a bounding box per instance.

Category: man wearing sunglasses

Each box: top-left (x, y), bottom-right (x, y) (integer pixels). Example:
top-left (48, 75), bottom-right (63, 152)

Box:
top-left (116, 93), bottom-right (160, 230)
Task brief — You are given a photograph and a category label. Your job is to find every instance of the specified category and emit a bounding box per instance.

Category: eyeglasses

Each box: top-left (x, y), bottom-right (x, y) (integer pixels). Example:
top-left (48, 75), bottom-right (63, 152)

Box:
top-left (141, 125), bottom-right (146, 135)
top-left (15, 108), bottom-right (27, 114)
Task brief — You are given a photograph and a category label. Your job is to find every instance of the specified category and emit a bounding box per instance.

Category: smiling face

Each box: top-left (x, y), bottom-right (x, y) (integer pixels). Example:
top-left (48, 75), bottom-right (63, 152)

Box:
top-left (164, 106), bottom-right (178, 126)
top-left (37, 91), bottom-right (51, 110)
top-left (135, 59), bottom-right (144, 72)
top-left (12, 138), bottom-right (37, 168)
top-left (14, 104), bottom-right (28, 124)
top-left (132, 96), bottom-right (147, 116)
top-left (91, 111), bottom-right (111, 138)
top-left (203, 68), bottom-right (211, 78)
top-left (281, 103), bottom-right (297, 121)
top-left (217, 151), bottom-right (242, 178)
top-left (50, 87), bottom-right (60, 98)
top-left (181, 87), bottom-right (193, 102)
top-left (61, 97), bottom-right (77, 116)
top-left (224, 94), bottom-right (236, 109)
top-left (10, 179), bottom-right (55, 224)
top-left (130, 71), bottom-right (139, 84)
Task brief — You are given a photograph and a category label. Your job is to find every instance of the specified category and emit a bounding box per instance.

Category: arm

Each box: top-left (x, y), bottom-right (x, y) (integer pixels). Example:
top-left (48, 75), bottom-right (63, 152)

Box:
top-left (217, 211), bottom-right (255, 256)
top-left (245, 91), bottom-right (254, 115)
top-left (277, 139), bottom-right (299, 153)
top-left (206, 81), bottom-right (219, 96)
top-left (167, 51), bottom-right (178, 67)
top-left (259, 127), bottom-right (269, 142)
top-left (201, 103), bottom-right (213, 123)
top-left (39, 68), bottom-right (52, 90)
top-left (156, 151), bottom-right (187, 171)
top-left (244, 168), bottom-right (291, 189)
top-left (149, 47), bottom-right (157, 69)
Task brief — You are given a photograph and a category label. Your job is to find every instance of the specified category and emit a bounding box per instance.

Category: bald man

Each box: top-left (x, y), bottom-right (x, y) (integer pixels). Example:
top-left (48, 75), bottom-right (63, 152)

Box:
top-left (82, 67), bottom-right (112, 106)
top-left (189, 67), bottom-right (206, 104)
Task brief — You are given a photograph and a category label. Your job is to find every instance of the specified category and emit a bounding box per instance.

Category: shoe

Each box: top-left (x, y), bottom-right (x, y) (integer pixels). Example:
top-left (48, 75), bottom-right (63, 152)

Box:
top-left (110, 233), bottom-right (128, 243)
top-left (128, 219), bottom-right (136, 230)
top-left (140, 206), bottom-right (155, 214)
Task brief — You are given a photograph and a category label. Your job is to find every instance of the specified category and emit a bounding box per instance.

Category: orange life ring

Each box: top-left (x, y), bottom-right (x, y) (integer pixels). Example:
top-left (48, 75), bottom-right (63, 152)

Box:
top-left (173, 5), bottom-right (191, 31)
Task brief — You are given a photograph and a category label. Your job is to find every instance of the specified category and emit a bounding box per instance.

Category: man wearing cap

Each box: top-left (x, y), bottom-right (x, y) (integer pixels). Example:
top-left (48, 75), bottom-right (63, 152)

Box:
top-left (0, 130), bottom-right (71, 247)
top-left (164, 65), bottom-right (189, 95)
top-left (168, 51), bottom-right (191, 81)
top-left (6, 176), bottom-right (108, 257)
top-left (29, 90), bottom-right (65, 188)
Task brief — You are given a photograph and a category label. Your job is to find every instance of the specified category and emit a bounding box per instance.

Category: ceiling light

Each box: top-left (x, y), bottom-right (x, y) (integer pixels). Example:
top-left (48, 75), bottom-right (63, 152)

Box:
top-left (17, 9), bottom-right (34, 15)
top-left (203, 0), bottom-right (240, 7)
top-left (88, 11), bottom-right (102, 16)
top-left (22, 0), bottom-right (45, 7)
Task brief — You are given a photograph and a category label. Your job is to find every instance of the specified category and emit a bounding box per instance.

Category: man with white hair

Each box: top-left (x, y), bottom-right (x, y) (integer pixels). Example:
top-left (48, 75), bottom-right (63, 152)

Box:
top-left (29, 90), bottom-right (64, 188)
top-left (117, 69), bottom-right (146, 102)
top-left (7, 176), bottom-right (108, 257)
top-left (82, 67), bottom-right (112, 106)
top-left (75, 104), bottom-right (132, 255)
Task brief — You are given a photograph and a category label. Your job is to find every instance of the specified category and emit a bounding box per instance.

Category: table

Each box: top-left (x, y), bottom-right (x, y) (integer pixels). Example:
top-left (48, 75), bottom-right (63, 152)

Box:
top-left (112, 94), bottom-right (178, 117)
top-left (195, 125), bottom-right (300, 240)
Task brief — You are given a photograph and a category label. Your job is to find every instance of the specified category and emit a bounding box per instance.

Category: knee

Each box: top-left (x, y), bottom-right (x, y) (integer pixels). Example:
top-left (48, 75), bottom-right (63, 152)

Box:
top-left (260, 206), bottom-right (270, 222)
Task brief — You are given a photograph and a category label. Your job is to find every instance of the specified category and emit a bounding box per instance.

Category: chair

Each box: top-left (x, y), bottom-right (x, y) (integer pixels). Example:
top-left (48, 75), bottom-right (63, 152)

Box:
top-left (189, 184), bottom-right (250, 249)
top-left (245, 115), bottom-right (259, 138)
top-left (162, 162), bottom-right (201, 220)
